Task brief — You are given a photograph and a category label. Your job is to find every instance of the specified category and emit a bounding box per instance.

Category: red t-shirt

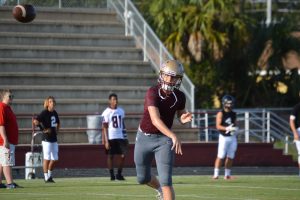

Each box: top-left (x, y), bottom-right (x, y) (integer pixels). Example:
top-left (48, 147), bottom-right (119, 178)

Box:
top-left (0, 102), bottom-right (19, 145)
top-left (139, 85), bottom-right (186, 134)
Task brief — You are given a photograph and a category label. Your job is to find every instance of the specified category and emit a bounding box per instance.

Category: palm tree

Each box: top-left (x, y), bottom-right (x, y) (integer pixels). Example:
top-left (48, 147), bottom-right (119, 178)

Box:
top-left (135, 0), bottom-right (300, 108)
top-left (137, 0), bottom-right (251, 107)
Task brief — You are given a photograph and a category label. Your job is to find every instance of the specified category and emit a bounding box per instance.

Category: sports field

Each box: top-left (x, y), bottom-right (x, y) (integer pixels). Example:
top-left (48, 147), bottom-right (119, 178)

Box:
top-left (0, 175), bottom-right (299, 200)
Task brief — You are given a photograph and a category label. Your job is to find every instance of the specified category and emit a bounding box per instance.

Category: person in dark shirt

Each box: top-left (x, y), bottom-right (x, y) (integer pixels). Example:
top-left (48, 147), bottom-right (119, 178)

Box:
top-left (33, 96), bottom-right (60, 183)
top-left (289, 92), bottom-right (300, 177)
top-left (213, 95), bottom-right (238, 180)
top-left (134, 60), bottom-right (193, 200)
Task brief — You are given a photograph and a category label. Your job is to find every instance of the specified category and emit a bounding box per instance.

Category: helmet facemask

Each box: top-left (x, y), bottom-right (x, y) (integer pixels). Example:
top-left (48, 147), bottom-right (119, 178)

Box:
top-left (158, 73), bottom-right (182, 92)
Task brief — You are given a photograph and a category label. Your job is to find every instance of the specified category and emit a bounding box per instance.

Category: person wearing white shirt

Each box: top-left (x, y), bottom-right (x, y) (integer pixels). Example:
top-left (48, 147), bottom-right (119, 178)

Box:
top-left (101, 93), bottom-right (128, 181)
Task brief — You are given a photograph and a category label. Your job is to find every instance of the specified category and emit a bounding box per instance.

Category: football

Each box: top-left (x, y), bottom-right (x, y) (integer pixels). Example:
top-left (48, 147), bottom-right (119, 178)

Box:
top-left (12, 4), bottom-right (36, 23)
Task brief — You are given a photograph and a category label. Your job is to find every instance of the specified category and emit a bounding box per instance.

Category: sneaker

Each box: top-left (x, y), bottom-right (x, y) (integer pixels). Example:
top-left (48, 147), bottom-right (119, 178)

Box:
top-left (110, 175), bottom-right (115, 181)
top-left (12, 183), bottom-right (22, 188)
top-left (156, 191), bottom-right (163, 200)
top-left (116, 174), bottom-right (125, 181)
top-left (224, 176), bottom-right (235, 180)
top-left (6, 183), bottom-right (16, 189)
top-left (212, 176), bottom-right (219, 180)
top-left (0, 183), bottom-right (6, 188)
top-left (45, 177), bottom-right (55, 183)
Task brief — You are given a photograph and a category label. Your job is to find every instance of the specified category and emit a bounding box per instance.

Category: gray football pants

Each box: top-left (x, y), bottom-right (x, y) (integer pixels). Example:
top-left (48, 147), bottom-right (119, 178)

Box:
top-left (134, 130), bottom-right (174, 186)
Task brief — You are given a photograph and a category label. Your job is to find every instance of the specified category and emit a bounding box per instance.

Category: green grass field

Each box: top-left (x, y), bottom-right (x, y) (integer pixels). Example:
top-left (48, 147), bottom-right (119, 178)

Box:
top-left (0, 175), bottom-right (299, 200)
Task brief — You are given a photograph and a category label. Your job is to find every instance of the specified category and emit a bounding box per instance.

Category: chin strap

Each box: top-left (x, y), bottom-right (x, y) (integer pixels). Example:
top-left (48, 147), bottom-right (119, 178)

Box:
top-left (158, 88), bottom-right (178, 108)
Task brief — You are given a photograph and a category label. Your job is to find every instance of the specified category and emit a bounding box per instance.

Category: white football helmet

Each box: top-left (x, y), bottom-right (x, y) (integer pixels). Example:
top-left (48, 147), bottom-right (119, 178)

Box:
top-left (158, 60), bottom-right (184, 92)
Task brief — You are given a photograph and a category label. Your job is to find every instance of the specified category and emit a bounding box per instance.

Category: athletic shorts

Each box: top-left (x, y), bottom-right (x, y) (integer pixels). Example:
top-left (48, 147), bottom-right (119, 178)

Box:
top-left (105, 139), bottom-right (128, 155)
top-left (217, 134), bottom-right (237, 159)
top-left (0, 144), bottom-right (15, 166)
top-left (42, 141), bottom-right (59, 161)
top-left (134, 130), bottom-right (174, 186)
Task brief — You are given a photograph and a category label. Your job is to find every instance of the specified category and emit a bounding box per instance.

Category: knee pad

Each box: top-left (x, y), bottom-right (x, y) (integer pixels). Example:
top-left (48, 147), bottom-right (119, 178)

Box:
top-left (137, 175), bottom-right (151, 185)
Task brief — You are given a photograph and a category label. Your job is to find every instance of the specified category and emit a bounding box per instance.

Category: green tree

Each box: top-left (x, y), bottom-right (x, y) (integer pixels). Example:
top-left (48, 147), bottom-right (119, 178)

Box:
top-left (135, 0), bottom-right (300, 108)
top-left (137, 0), bottom-right (251, 108)
top-left (240, 13), bottom-right (300, 107)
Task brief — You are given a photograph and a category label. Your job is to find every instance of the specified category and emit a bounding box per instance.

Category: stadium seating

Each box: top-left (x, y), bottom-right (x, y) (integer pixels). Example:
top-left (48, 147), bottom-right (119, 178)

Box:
top-left (0, 6), bottom-right (157, 144)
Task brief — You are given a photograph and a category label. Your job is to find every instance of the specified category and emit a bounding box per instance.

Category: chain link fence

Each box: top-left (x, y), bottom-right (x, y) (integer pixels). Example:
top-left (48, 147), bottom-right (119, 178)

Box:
top-left (1, 0), bottom-right (107, 8)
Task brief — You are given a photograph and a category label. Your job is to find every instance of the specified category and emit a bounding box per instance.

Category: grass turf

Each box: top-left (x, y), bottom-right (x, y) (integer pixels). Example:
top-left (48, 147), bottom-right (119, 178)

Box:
top-left (0, 175), bottom-right (299, 200)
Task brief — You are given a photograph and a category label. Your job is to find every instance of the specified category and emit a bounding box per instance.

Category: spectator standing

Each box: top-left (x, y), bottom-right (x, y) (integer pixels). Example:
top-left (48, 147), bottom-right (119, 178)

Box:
top-left (33, 96), bottom-right (60, 183)
top-left (101, 93), bottom-right (128, 181)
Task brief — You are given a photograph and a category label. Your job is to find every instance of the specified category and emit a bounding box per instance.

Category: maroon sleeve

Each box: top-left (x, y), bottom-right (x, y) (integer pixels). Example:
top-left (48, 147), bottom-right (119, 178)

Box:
top-left (145, 87), bottom-right (158, 108)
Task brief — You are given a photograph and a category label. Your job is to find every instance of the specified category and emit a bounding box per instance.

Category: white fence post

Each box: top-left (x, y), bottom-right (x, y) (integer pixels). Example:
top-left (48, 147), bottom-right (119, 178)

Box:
top-left (143, 23), bottom-right (147, 61)
top-left (284, 135), bottom-right (289, 155)
top-left (266, 111), bottom-right (270, 143)
top-left (159, 44), bottom-right (162, 66)
top-left (129, 12), bottom-right (133, 36)
top-left (262, 109), bottom-right (265, 142)
top-left (124, 0), bottom-right (128, 36)
top-left (205, 113), bottom-right (208, 142)
top-left (245, 112), bottom-right (249, 143)
top-left (266, 0), bottom-right (272, 26)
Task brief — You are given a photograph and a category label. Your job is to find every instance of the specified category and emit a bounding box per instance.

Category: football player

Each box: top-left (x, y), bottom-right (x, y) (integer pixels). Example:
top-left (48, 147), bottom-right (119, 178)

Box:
top-left (213, 95), bottom-right (238, 180)
top-left (101, 93), bottom-right (128, 181)
top-left (33, 96), bottom-right (60, 183)
top-left (289, 92), bottom-right (300, 177)
top-left (134, 60), bottom-right (192, 200)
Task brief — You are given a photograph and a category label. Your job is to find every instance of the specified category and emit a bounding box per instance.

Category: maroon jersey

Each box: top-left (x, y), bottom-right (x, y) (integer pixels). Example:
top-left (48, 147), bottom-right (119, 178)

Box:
top-left (139, 85), bottom-right (186, 134)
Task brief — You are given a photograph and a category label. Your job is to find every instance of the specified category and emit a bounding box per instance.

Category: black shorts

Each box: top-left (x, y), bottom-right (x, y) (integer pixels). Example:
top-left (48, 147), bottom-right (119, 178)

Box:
top-left (105, 139), bottom-right (129, 155)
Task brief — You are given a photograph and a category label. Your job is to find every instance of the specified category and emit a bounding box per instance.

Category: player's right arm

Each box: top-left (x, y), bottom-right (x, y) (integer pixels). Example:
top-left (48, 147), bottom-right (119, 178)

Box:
top-left (0, 126), bottom-right (9, 149)
top-left (216, 111), bottom-right (226, 132)
top-left (0, 107), bottom-right (9, 149)
top-left (148, 106), bottom-right (182, 155)
top-left (102, 122), bottom-right (110, 150)
top-left (32, 117), bottom-right (47, 132)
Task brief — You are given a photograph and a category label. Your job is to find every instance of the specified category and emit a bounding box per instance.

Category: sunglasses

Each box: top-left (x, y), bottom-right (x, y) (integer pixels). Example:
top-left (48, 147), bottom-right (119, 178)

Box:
top-left (8, 94), bottom-right (14, 99)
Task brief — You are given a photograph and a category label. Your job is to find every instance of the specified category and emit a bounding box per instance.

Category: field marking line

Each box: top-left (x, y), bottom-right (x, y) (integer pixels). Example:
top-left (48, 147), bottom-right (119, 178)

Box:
top-left (176, 183), bottom-right (300, 191)
top-left (0, 192), bottom-right (260, 200)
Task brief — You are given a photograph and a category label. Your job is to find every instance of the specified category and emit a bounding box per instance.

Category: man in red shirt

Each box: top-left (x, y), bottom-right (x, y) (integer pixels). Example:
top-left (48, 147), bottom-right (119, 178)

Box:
top-left (134, 60), bottom-right (193, 200)
top-left (0, 89), bottom-right (19, 189)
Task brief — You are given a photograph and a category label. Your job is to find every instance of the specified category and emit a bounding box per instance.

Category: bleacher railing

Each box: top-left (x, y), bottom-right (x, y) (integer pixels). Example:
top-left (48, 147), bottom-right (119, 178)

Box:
top-left (107, 0), bottom-right (195, 116)
top-left (196, 108), bottom-right (292, 141)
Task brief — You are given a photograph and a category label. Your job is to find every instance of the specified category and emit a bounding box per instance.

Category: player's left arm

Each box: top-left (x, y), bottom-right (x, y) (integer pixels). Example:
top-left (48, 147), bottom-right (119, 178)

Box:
top-left (290, 115), bottom-right (299, 141)
top-left (56, 122), bottom-right (60, 133)
top-left (177, 109), bottom-right (193, 124)
top-left (55, 112), bottom-right (60, 133)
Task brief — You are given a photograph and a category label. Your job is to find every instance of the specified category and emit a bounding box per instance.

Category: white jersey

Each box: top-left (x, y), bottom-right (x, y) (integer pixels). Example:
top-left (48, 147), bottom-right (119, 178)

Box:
top-left (101, 107), bottom-right (126, 140)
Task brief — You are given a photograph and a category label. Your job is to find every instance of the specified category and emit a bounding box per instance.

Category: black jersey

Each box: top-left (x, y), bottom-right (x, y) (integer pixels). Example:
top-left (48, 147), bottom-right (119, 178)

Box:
top-left (291, 102), bottom-right (300, 128)
top-left (219, 110), bottom-right (237, 137)
top-left (36, 109), bottom-right (60, 142)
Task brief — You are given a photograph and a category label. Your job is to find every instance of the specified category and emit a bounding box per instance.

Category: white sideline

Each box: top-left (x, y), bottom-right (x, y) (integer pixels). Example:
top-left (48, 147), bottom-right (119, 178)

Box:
top-left (0, 192), bottom-right (259, 200)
